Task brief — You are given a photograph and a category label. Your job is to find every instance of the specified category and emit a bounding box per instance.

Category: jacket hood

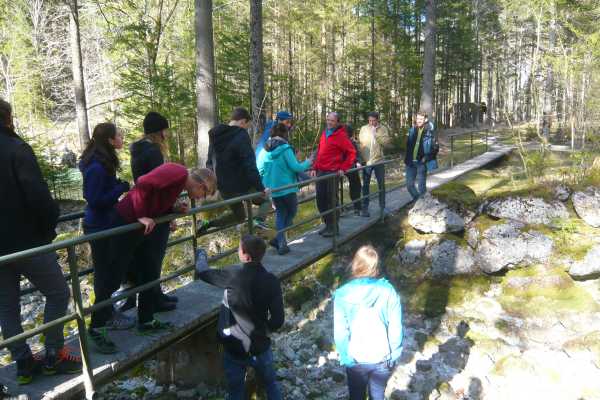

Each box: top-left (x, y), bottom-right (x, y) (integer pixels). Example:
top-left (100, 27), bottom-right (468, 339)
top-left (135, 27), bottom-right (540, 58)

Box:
top-left (210, 124), bottom-right (247, 152)
top-left (264, 137), bottom-right (289, 156)
top-left (336, 277), bottom-right (389, 308)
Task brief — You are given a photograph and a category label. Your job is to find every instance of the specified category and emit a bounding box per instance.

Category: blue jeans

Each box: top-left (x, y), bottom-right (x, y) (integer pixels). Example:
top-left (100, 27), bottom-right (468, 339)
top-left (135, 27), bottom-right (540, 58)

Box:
top-left (405, 161), bottom-right (427, 200)
top-left (272, 193), bottom-right (298, 248)
top-left (362, 164), bottom-right (386, 209)
top-left (222, 348), bottom-right (282, 400)
top-left (346, 362), bottom-right (393, 400)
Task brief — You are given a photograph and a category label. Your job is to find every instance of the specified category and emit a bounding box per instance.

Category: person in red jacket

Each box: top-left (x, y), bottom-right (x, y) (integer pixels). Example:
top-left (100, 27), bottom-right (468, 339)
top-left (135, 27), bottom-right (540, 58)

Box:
top-left (312, 112), bottom-right (356, 237)
top-left (88, 163), bottom-right (216, 354)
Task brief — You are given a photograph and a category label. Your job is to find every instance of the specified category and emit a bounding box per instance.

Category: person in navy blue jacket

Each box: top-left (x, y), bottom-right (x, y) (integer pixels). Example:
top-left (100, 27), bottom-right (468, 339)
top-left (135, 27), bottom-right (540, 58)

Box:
top-left (79, 123), bottom-right (134, 346)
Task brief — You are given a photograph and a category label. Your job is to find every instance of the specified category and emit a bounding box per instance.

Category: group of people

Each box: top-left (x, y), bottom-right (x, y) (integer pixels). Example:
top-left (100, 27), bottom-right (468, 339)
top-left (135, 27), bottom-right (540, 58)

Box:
top-left (0, 93), bottom-right (438, 399)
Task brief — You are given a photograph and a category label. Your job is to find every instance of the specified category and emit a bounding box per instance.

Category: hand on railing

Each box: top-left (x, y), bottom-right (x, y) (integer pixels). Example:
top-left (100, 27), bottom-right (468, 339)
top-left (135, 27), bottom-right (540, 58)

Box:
top-left (138, 217), bottom-right (156, 235)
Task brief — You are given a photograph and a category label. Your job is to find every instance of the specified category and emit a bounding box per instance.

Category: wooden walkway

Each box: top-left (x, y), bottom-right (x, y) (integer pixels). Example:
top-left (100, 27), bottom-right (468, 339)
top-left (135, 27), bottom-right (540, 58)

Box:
top-left (0, 145), bottom-right (513, 399)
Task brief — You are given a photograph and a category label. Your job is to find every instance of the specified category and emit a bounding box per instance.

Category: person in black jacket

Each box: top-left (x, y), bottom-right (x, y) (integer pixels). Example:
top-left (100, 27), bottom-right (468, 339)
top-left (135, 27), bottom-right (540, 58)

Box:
top-left (405, 111), bottom-right (435, 200)
top-left (119, 112), bottom-right (178, 316)
top-left (0, 99), bottom-right (82, 384)
top-left (196, 235), bottom-right (284, 400)
top-left (205, 107), bottom-right (268, 230)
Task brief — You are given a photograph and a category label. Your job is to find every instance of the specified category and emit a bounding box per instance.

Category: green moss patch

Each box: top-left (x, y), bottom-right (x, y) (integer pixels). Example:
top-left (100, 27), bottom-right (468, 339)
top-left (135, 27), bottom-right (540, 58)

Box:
top-left (431, 181), bottom-right (479, 210)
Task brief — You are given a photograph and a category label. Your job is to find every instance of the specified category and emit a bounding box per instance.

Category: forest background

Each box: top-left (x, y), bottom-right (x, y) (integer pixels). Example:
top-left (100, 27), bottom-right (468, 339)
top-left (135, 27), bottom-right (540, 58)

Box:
top-left (1, 0), bottom-right (599, 185)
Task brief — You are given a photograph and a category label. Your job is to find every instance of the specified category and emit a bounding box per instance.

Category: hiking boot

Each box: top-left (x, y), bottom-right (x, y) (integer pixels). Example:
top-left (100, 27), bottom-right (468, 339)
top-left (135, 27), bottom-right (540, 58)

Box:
top-left (137, 319), bottom-right (173, 335)
top-left (105, 311), bottom-right (136, 330)
top-left (43, 347), bottom-right (82, 375)
top-left (88, 328), bottom-right (118, 354)
top-left (253, 219), bottom-right (269, 231)
top-left (16, 354), bottom-right (43, 385)
top-left (361, 209), bottom-right (370, 218)
top-left (277, 245), bottom-right (290, 255)
top-left (155, 300), bottom-right (177, 313)
top-left (268, 238), bottom-right (279, 250)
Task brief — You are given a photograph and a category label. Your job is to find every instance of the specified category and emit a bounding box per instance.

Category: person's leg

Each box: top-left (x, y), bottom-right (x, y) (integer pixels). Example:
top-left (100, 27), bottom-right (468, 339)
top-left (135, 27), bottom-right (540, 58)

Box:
top-left (137, 222), bottom-right (175, 306)
top-left (89, 236), bottom-right (122, 330)
top-left (347, 170), bottom-right (362, 212)
top-left (222, 351), bottom-right (248, 400)
top-left (374, 164), bottom-right (386, 209)
top-left (362, 167), bottom-right (373, 210)
top-left (252, 348), bottom-right (282, 400)
top-left (279, 194), bottom-right (298, 252)
top-left (0, 264), bottom-right (31, 362)
top-left (316, 172), bottom-right (332, 227)
top-left (20, 253), bottom-right (70, 354)
top-left (272, 196), bottom-right (288, 248)
top-left (207, 193), bottom-right (247, 229)
top-left (405, 163), bottom-right (419, 200)
top-left (417, 162), bottom-right (428, 196)
top-left (367, 363), bottom-right (393, 400)
top-left (346, 364), bottom-right (370, 400)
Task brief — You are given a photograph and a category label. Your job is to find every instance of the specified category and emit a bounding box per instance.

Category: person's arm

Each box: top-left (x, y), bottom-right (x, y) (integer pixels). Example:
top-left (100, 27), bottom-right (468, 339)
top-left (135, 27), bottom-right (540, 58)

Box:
top-left (83, 163), bottom-right (129, 209)
top-left (238, 133), bottom-right (265, 191)
top-left (206, 131), bottom-right (214, 169)
top-left (386, 287), bottom-right (403, 360)
top-left (14, 143), bottom-right (59, 233)
top-left (338, 135), bottom-right (357, 171)
top-left (283, 147), bottom-right (311, 173)
top-left (267, 278), bottom-right (285, 331)
top-left (333, 293), bottom-right (353, 366)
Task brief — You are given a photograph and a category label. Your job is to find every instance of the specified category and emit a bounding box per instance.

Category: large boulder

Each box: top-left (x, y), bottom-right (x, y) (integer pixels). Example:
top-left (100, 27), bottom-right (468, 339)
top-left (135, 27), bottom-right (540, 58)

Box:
top-left (427, 240), bottom-right (477, 276)
top-left (408, 194), bottom-right (465, 234)
top-left (475, 221), bottom-right (553, 274)
top-left (553, 185), bottom-right (571, 202)
top-left (572, 188), bottom-right (600, 228)
top-left (484, 197), bottom-right (569, 226)
top-left (569, 244), bottom-right (600, 281)
top-left (398, 239), bottom-right (427, 265)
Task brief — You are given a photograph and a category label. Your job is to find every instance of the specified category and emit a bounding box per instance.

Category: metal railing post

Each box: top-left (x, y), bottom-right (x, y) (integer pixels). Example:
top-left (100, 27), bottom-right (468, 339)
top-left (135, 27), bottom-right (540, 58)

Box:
top-left (191, 199), bottom-right (199, 280)
top-left (332, 174), bottom-right (339, 252)
top-left (470, 132), bottom-right (474, 157)
top-left (245, 200), bottom-right (254, 234)
top-left (450, 136), bottom-right (455, 168)
top-left (67, 246), bottom-right (95, 400)
top-left (485, 129), bottom-right (489, 152)
top-left (380, 166), bottom-right (386, 222)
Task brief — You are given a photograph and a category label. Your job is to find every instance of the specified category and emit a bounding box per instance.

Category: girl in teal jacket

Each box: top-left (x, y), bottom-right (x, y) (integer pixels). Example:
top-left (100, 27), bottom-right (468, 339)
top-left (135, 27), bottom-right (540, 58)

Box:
top-left (257, 123), bottom-right (311, 254)
top-left (334, 245), bottom-right (403, 400)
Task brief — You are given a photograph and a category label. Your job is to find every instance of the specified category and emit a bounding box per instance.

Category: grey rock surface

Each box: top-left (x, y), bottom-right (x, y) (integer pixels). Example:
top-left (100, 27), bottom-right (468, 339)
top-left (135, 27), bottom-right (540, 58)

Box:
top-left (427, 240), bottom-right (477, 276)
top-left (485, 197), bottom-right (568, 226)
top-left (408, 194), bottom-right (465, 233)
top-left (569, 244), bottom-right (600, 280)
top-left (572, 188), bottom-right (600, 228)
top-left (553, 185), bottom-right (571, 202)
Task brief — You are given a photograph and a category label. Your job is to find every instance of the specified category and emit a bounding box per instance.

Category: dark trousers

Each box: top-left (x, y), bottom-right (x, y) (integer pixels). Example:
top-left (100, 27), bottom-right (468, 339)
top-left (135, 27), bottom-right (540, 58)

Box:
top-left (316, 171), bottom-right (339, 228)
top-left (88, 216), bottom-right (154, 328)
top-left (362, 164), bottom-right (386, 209)
top-left (272, 193), bottom-right (298, 247)
top-left (346, 362), bottom-right (393, 400)
top-left (222, 348), bottom-right (282, 400)
top-left (209, 191), bottom-right (265, 229)
top-left (128, 222), bottom-right (170, 300)
top-left (405, 161), bottom-right (427, 200)
top-left (0, 252), bottom-right (69, 361)
top-left (346, 170), bottom-right (362, 211)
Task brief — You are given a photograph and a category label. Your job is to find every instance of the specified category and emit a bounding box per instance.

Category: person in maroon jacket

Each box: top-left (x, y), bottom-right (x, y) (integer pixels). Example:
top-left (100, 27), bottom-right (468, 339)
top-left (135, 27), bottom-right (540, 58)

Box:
top-left (88, 163), bottom-right (216, 354)
top-left (311, 112), bottom-right (356, 237)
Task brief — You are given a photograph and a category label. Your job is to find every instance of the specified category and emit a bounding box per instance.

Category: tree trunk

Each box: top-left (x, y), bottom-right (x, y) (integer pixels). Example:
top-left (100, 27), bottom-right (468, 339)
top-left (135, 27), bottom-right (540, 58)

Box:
top-left (68, 0), bottom-right (90, 151)
top-left (249, 0), bottom-right (265, 142)
top-left (370, 0), bottom-right (376, 109)
top-left (195, 0), bottom-right (218, 167)
top-left (419, 0), bottom-right (436, 116)
top-left (542, 4), bottom-right (556, 143)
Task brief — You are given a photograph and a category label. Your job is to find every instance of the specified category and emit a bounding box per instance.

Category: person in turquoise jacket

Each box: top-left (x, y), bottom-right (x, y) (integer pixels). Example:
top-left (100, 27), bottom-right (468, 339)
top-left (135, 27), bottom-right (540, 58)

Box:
top-left (334, 245), bottom-right (403, 400)
top-left (257, 123), bottom-right (312, 255)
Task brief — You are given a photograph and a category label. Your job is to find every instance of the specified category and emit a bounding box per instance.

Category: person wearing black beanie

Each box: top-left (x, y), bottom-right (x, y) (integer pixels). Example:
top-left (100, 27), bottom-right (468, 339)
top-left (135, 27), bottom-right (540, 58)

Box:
top-left (143, 111), bottom-right (169, 136)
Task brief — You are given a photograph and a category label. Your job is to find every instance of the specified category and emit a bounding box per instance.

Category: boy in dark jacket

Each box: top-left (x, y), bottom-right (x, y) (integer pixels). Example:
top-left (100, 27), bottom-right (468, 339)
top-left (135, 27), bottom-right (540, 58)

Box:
top-left (205, 107), bottom-right (267, 230)
top-left (0, 99), bottom-right (82, 383)
top-left (405, 111), bottom-right (437, 200)
top-left (197, 235), bottom-right (284, 400)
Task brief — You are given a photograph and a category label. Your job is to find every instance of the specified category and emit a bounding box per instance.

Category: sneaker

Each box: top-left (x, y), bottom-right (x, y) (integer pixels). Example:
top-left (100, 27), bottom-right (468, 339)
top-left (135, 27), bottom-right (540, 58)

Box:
top-left (277, 245), bottom-right (290, 255)
top-left (268, 238), bottom-right (279, 250)
top-left (361, 210), bottom-right (371, 218)
top-left (105, 311), bottom-right (136, 330)
top-left (88, 328), bottom-right (118, 354)
top-left (43, 347), bottom-right (82, 375)
top-left (253, 219), bottom-right (269, 230)
top-left (197, 219), bottom-right (211, 234)
top-left (137, 319), bottom-right (173, 335)
top-left (16, 354), bottom-right (43, 385)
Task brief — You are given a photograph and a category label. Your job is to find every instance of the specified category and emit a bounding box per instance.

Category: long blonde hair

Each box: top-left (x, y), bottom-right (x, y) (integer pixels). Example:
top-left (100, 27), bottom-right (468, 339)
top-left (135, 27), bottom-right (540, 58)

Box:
top-left (350, 245), bottom-right (380, 278)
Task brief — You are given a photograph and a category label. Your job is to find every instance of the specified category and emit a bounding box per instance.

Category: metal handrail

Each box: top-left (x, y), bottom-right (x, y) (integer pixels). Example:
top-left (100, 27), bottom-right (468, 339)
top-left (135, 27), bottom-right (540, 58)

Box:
top-left (0, 129), bottom-right (503, 399)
